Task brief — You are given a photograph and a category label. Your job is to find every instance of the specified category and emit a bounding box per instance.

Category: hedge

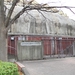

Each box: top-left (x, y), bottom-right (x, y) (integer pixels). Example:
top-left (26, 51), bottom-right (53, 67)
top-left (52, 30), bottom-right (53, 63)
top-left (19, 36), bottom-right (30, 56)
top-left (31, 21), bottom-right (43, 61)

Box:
top-left (0, 61), bottom-right (19, 75)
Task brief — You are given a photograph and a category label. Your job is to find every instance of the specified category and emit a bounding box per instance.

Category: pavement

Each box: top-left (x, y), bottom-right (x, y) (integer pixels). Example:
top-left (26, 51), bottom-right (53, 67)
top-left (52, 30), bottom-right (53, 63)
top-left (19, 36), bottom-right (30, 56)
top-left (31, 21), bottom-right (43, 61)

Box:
top-left (20, 57), bottom-right (75, 75)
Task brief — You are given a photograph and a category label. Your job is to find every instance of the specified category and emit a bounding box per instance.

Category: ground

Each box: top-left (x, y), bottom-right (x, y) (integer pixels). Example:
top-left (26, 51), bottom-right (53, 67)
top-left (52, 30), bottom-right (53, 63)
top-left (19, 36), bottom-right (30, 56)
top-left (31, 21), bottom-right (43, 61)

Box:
top-left (20, 57), bottom-right (75, 75)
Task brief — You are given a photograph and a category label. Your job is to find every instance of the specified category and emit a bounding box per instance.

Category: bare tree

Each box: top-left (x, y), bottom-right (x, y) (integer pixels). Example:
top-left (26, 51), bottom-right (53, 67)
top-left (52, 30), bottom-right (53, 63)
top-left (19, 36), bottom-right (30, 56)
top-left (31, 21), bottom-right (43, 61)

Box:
top-left (0, 0), bottom-right (75, 61)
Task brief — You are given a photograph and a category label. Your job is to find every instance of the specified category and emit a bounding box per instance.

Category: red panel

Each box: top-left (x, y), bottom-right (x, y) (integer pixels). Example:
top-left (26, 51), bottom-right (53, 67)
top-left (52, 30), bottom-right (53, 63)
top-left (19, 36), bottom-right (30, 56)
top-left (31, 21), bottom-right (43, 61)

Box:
top-left (8, 36), bottom-right (75, 56)
top-left (43, 39), bottom-right (51, 55)
top-left (27, 36), bottom-right (41, 41)
top-left (8, 36), bottom-right (11, 54)
top-left (10, 40), bottom-right (15, 54)
top-left (8, 36), bottom-right (17, 55)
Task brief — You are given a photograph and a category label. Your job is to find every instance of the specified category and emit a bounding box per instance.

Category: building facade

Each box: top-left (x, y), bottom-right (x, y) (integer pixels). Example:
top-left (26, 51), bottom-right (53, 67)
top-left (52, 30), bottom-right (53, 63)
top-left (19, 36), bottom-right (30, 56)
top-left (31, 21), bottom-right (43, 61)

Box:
top-left (7, 5), bottom-right (75, 59)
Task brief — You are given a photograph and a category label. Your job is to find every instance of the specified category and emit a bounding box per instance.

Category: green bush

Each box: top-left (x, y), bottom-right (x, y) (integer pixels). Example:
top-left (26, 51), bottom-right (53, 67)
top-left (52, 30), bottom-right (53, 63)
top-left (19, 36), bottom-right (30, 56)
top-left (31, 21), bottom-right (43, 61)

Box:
top-left (0, 61), bottom-right (19, 75)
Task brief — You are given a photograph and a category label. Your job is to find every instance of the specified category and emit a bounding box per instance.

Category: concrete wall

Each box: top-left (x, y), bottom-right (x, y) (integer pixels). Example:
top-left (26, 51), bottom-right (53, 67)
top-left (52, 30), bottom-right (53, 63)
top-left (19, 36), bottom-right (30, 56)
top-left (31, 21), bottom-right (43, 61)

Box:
top-left (17, 41), bottom-right (43, 60)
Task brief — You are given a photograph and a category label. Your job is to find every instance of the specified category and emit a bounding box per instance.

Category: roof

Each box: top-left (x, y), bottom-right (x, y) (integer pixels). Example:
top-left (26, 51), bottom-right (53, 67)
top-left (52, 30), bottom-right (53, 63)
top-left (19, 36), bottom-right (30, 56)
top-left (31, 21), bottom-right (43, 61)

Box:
top-left (6, 5), bottom-right (75, 37)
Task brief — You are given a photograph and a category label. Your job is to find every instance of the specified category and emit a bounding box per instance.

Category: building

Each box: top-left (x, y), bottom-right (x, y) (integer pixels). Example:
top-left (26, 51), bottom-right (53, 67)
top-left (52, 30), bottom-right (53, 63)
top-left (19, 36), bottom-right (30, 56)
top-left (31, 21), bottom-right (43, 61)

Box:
top-left (7, 4), bottom-right (75, 60)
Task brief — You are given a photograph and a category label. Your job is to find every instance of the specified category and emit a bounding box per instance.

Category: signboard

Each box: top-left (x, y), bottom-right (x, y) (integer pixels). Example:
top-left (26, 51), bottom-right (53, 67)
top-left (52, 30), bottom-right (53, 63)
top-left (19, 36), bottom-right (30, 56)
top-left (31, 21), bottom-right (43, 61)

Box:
top-left (21, 42), bottom-right (41, 46)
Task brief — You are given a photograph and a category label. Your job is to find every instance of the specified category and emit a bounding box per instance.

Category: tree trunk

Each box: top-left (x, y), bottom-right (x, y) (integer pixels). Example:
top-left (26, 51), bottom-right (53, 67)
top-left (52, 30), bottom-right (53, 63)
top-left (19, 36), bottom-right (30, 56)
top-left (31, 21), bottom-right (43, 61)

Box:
top-left (0, 0), bottom-right (7, 61)
top-left (0, 28), bottom-right (7, 61)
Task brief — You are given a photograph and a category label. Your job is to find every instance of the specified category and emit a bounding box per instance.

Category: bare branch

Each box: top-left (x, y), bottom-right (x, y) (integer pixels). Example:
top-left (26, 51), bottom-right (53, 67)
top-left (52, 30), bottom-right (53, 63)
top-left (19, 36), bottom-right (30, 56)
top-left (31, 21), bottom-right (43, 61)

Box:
top-left (42, 6), bottom-right (75, 8)
top-left (6, 6), bottom-right (29, 31)
top-left (38, 10), bottom-right (46, 19)
top-left (31, 5), bottom-right (75, 14)
top-left (7, 5), bottom-right (75, 23)
top-left (44, 6), bottom-right (75, 14)
top-left (38, 10), bottom-right (52, 22)
top-left (28, 0), bottom-right (34, 4)
top-left (66, 7), bottom-right (75, 15)
top-left (10, 6), bottom-right (29, 23)
top-left (5, 3), bottom-right (75, 32)
top-left (26, 11), bottom-right (36, 20)
top-left (5, 0), bottom-right (19, 27)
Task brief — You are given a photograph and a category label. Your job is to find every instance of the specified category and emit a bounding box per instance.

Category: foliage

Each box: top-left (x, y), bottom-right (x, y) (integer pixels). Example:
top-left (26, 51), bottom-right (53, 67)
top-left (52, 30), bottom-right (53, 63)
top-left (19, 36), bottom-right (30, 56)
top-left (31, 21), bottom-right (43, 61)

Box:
top-left (0, 61), bottom-right (19, 75)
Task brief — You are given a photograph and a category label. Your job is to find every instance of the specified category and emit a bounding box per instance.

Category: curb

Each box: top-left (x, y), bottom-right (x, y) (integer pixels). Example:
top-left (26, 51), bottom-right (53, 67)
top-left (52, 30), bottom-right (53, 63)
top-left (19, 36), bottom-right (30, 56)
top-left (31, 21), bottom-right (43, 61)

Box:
top-left (15, 62), bottom-right (30, 75)
top-left (22, 67), bottom-right (30, 75)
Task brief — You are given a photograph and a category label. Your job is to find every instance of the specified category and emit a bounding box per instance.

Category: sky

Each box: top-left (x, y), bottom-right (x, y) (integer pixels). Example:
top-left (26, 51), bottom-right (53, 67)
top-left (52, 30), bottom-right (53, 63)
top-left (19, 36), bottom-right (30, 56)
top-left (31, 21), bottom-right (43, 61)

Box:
top-left (36, 0), bottom-right (75, 20)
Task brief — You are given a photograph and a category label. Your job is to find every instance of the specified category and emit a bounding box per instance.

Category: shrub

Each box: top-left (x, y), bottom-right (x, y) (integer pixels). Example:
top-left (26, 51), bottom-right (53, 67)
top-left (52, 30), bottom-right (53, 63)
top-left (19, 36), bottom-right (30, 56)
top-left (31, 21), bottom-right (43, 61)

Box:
top-left (0, 61), bottom-right (19, 75)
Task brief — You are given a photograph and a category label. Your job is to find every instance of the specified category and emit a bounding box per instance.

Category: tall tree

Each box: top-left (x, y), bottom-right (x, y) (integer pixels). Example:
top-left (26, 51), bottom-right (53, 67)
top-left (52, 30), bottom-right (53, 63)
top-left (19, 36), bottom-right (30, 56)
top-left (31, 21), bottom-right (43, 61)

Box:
top-left (0, 0), bottom-right (19, 61)
top-left (0, 0), bottom-right (7, 61)
top-left (0, 0), bottom-right (75, 61)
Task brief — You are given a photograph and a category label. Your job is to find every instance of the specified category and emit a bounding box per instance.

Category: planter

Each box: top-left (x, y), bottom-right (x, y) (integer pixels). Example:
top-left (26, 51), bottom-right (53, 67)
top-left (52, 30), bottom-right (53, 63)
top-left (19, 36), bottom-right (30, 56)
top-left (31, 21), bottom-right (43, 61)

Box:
top-left (19, 71), bottom-right (24, 75)
top-left (15, 62), bottom-right (25, 75)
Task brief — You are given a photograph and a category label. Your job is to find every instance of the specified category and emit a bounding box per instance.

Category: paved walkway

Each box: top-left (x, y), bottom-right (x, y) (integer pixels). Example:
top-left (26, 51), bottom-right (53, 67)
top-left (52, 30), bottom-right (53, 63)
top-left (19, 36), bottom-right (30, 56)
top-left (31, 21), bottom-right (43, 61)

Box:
top-left (21, 57), bottom-right (75, 75)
